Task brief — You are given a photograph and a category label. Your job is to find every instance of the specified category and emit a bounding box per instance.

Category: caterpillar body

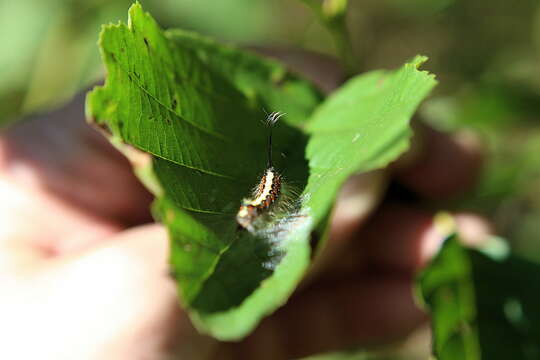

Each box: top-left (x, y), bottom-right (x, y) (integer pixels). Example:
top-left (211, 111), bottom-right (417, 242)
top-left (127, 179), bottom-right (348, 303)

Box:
top-left (237, 112), bottom-right (284, 230)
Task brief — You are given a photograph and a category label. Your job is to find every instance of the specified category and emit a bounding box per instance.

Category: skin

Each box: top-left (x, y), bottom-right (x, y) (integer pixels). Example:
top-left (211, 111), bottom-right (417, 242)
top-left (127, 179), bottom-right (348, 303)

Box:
top-left (0, 56), bottom-right (489, 360)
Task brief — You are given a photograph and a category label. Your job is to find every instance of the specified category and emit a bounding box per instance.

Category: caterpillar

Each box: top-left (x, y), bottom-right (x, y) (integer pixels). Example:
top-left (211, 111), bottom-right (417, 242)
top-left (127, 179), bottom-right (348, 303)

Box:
top-left (236, 112), bottom-right (284, 230)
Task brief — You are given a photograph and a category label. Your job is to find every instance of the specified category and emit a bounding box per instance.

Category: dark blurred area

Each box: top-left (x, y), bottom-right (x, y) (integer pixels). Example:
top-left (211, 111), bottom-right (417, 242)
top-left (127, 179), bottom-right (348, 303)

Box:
top-left (1, 1), bottom-right (539, 357)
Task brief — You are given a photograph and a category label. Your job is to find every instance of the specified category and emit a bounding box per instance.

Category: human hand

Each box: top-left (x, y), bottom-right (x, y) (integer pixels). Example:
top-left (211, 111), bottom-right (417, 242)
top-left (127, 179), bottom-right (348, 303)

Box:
top-left (0, 57), bottom-right (487, 360)
top-left (0, 94), bottom-right (197, 359)
top-left (0, 97), bottom-right (486, 360)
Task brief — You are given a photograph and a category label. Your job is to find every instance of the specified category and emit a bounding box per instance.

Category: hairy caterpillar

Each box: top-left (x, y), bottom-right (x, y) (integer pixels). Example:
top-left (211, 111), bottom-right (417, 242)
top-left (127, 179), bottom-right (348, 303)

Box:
top-left (236, 112), bottom-right (285, 230)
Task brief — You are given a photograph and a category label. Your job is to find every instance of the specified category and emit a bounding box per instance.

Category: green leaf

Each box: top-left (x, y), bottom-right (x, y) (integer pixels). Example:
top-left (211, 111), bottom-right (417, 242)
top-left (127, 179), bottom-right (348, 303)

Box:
top-left (0, 0), bottom-right (134, 125)
top-left (299, 350), bottom-right (372, 360)
top-left (298, 348), bottom-right (399, 360)
top-left (417, 236), bottom-right (540, 359)
top-left (86, 3), bottom-right (436, 340)
top-left (304, 55), bottom-right (436, 226)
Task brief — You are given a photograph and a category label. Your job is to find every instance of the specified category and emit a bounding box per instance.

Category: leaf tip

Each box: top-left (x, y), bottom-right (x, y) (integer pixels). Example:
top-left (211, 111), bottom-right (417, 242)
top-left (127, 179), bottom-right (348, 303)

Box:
top-left (128, 1), bottom-right (144, 16)
top-left (127, 1), bottom-right (155, 29)
top-left (408, 55), bottom-right (438, 84)
top-left (409, 55), bottom-right (429, 68)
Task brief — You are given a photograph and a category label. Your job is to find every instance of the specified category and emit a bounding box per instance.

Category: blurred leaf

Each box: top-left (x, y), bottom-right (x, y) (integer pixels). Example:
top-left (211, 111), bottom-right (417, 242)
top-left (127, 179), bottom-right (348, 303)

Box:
top-left (87, 4), bottom-right (435, 340)
top-left (300, 349), bottom-right (372, 360)
top-left (417, 236), bottom-right (540, 359)
top-left (0, 0), bottom-right (274, 127)
top-left (0, 0), bottom-right (133, 125)
top-left (154, 0), bottom-right (273, 42)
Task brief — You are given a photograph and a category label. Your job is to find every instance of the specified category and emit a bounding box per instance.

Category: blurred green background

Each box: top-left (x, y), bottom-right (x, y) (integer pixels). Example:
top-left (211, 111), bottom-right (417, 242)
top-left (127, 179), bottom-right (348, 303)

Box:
top-left (1, 0), bottom-right (540, 357)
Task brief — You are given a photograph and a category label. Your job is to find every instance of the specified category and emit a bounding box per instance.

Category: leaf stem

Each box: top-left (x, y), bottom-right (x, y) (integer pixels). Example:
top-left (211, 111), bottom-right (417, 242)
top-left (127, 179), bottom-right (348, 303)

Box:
top-left (300, 0), bottom-right (357, 75)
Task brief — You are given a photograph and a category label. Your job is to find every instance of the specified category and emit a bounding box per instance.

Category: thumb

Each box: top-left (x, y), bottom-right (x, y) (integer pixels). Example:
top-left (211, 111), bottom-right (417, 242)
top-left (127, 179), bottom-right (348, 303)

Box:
top-left (2, 224), bottom-right (212, 360)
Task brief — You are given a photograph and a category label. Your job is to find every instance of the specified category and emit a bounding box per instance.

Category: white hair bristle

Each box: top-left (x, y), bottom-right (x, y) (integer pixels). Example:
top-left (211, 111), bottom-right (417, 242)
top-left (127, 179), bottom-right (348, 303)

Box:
top-left (265, 111), bottom-right (284, 127)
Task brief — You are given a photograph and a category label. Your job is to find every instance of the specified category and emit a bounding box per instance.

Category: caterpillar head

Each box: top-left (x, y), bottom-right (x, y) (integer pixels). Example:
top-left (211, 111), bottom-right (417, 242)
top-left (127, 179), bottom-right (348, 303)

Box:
top-left (236, 202), bottom-right (259, 229)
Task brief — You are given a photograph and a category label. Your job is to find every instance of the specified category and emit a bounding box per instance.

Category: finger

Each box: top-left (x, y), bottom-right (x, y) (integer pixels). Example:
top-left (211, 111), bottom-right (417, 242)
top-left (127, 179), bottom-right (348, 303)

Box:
top-left (24, 224), bottom-right (213, 360)
top-left (307, 171), bottom-right (388, 280)
top-left (329, 171), bottom-right (388, 243)
top-left (361, 204), bottom-right (436, 271)
top-left (0, 174), bottom-right (120, 271)
top-left (454, 212), bottom-right (494, 247)
top-left (393, 123), bottom-right (484, 199)
top-left (360, 205), bottom-right (494, 271)
top-left (317, 204), bottom-right (493, 276)
top-left (58, 223), bottom-right (171, 273)
top-left (307, 203), bottom-right (430, 277)
top-left (48, 224), bottom-right (175, 333)
top-left (0, 92), bottom-right (153, 226)
top-left (221, 275), bottom-right (424, 360)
